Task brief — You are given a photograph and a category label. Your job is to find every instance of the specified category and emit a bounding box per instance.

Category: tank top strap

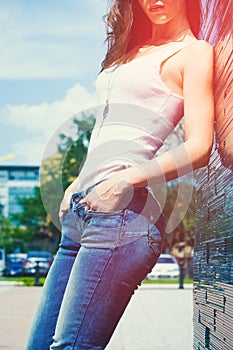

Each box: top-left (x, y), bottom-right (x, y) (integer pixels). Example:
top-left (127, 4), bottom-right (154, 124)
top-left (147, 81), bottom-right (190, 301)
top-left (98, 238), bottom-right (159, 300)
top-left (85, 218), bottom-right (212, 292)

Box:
top-left (154, 41), bottom-right (195, 68)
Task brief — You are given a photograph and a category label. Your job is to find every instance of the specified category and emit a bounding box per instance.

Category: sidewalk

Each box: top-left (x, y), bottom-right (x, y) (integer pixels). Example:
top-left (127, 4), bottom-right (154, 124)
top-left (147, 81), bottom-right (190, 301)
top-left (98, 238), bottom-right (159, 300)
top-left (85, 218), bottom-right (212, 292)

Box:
top-left (0, 283), bottom-right (193, 350)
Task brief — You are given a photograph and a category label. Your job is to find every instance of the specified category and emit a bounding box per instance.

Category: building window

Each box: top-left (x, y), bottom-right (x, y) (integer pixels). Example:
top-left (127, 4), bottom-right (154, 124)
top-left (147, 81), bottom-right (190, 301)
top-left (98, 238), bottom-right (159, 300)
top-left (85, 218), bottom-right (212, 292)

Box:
top-left (8, 170), bottom-right (39, 181)
top-left (8, 187), bottom-right (36, 215)
top-left (0, 171), bottom-right (8, 182)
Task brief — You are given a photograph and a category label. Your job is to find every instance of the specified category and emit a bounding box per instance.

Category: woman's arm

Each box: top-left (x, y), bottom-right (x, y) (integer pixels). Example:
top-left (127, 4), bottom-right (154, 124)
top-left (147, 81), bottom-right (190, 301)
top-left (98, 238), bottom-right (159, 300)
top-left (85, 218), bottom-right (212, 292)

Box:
top-left (81, 41), bottom-right (214, 211)
top-left (121, 41), bottom-right (214, 186)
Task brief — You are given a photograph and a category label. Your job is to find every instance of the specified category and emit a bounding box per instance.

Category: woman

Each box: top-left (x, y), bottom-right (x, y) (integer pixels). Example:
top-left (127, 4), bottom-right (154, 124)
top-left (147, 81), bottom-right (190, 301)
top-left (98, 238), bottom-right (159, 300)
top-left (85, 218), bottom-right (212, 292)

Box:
top-left (27, 0), bottom-right (214, 349)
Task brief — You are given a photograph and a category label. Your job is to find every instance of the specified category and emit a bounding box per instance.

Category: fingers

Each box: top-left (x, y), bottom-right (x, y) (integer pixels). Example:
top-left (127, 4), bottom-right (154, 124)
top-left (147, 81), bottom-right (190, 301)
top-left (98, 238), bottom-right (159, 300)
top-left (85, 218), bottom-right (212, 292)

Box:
top-left (79, 198), bottom-right (91, 210)
top-left (79, 198), bottom-right (87, 204)
top-left (60, 207), bottom-right (69, 213)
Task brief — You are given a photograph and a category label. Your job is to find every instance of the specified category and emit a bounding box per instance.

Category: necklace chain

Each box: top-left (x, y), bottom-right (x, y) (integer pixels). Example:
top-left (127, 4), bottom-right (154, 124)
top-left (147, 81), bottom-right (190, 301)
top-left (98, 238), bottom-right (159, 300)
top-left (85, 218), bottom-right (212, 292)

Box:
top-left (96, 65), bottom-right (119, 138)
top-left (97, 29), bottom-right (189, 137)
top-left (104, 65), bottom-right (119, 119)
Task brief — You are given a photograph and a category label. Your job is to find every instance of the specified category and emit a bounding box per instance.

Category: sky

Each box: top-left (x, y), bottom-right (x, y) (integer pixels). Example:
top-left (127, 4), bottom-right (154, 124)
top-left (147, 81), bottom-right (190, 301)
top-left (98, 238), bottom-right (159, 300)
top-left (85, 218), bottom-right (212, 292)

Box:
top-left (0, 0), bottom-right (107, 165)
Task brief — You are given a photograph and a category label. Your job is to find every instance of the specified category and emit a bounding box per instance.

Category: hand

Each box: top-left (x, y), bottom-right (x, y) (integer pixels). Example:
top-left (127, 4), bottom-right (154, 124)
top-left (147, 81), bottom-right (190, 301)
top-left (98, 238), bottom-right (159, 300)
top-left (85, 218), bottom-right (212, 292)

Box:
top-left (59, 178), bottom-right (79, 217)
top-left (79, 174), bottom-right (134, 212)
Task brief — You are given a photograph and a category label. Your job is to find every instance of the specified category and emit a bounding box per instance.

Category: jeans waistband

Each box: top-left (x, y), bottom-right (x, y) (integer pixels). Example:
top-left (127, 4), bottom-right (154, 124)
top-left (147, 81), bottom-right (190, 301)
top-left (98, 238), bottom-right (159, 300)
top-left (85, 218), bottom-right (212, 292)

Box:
top-left (71, 181), bottom-right (151, 211)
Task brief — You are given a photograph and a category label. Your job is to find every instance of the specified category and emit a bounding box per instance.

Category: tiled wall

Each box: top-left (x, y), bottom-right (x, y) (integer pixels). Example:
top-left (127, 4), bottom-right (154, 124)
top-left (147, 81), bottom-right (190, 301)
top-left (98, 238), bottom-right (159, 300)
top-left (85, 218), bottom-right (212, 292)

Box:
top-left (193, 0), bottom-right (233, 349)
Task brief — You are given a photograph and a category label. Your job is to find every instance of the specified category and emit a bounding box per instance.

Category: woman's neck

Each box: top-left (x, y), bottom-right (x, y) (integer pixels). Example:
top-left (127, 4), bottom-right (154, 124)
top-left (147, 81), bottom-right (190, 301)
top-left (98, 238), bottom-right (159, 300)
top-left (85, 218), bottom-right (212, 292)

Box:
top-left (150, 28), bottom-right (194, 46)
top-left (150, 15), bottom-right (193, 45)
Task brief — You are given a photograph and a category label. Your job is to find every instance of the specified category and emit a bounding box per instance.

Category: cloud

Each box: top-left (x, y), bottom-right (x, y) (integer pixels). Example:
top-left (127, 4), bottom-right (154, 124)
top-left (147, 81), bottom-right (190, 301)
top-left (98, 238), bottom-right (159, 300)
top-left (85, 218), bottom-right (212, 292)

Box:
top-left (0, 2), bottom-right (107, 164)
top-left (12, 137), bottom-right (47, 165)
top-left (1, 84), bottom-right (96, 134)
top-left (0, 83), bottom-right (98, 165)
top-left (0, 1), bottom-right (106, 79)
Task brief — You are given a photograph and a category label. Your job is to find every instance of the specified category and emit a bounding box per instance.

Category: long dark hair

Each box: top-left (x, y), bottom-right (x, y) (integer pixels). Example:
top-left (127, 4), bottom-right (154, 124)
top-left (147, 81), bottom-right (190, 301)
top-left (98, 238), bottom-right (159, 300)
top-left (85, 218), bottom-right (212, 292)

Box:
top-left (102, 0), bottom-right (201, 70)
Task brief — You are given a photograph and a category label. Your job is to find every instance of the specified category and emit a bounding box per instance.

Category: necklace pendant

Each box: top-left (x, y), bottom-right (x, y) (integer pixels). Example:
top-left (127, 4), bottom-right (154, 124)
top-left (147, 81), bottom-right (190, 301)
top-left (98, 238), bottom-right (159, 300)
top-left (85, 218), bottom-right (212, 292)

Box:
top-left (103, 99), bottom-right (109, 120)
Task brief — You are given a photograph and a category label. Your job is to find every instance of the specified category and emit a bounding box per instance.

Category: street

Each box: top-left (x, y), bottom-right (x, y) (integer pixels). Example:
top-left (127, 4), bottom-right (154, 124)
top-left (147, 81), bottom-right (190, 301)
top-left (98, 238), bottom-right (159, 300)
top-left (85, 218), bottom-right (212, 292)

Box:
top-left (0, 283), bottom-right (193, 350)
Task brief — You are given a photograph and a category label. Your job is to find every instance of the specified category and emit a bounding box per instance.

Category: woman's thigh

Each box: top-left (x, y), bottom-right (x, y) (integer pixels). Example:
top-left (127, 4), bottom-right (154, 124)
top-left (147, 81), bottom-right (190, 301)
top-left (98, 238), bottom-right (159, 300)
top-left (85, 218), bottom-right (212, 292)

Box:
top-left (50, 214), bottom-right (163, 350)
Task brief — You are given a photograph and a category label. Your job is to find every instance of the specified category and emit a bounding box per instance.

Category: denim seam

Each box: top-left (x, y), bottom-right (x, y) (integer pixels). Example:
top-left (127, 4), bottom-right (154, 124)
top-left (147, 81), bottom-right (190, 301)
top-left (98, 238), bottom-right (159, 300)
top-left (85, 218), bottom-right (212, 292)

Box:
top-left (84, 209), bottom-right (124, 217)
top-left (71, 250), bottom-right (114, 350)
top-left (147, 233), bottom-right (161, 258)
top-left (73, 212), bottom-right (81, 228)
top-left (119, 209), bottom-right (148, 242)
top-left (147, 219), bottom-right (164, 258)
top-left (117, 209), bottom-right (128, 246)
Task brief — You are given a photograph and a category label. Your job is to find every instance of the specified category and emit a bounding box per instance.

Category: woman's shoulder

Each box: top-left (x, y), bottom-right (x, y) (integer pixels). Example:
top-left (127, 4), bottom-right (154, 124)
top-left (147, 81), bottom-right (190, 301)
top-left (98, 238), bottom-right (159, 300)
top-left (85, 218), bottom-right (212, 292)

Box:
top-left (184, 39), bottom-right (213, 58)
top-left (181, 39), bottom-right (213, 70)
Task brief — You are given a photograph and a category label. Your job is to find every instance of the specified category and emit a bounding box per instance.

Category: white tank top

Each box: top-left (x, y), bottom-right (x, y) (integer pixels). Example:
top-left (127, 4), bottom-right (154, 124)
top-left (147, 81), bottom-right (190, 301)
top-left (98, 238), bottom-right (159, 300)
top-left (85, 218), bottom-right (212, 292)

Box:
top-left (76, 41), bottom-right (192, 192)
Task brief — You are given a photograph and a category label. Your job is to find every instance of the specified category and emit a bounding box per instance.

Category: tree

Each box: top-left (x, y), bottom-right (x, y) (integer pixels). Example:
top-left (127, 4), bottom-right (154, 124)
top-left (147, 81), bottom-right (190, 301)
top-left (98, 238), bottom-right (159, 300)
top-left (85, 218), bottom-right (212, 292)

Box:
top-left (12, 187), bottom-right (60, 252)
top-left (40, 113), bottom-right (95, 231)
top-left (12, 114), bottom-right (95, 252)
top-left (154, 180), bottom-right (196, 252)
top-left (59, 114), bottom-right (95, 189)
top-left (0, 217), bottom-right (15, 253)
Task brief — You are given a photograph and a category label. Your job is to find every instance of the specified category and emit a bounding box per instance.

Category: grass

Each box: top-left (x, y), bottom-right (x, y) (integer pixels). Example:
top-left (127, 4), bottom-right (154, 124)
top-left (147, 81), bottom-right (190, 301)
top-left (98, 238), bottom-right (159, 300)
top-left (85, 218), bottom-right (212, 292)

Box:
top-left (0, 276), bottom-right (46, 286)
top-left (0, 276), bottom-right (193, 286)
top-left (142, 278), bottom-right (193, 284)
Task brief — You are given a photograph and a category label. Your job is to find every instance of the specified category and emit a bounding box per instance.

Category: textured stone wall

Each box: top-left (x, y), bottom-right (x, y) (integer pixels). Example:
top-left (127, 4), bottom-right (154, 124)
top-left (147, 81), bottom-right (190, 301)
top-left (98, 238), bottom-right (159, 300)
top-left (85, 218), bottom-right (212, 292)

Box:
top-left (193, 0), bottom-right (233, 349)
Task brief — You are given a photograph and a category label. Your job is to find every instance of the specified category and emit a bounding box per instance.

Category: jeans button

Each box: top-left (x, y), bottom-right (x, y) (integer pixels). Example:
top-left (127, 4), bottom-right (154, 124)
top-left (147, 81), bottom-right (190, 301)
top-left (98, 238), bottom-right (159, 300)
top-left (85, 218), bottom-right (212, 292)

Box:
top-left (74, 197), bottom-right (80, 204)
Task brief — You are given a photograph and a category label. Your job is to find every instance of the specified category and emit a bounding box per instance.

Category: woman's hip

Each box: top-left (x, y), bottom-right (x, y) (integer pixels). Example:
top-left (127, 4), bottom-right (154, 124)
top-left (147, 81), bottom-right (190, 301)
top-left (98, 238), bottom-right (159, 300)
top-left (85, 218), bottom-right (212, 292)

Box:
top-left (70, 186), bottom-right (164, 250)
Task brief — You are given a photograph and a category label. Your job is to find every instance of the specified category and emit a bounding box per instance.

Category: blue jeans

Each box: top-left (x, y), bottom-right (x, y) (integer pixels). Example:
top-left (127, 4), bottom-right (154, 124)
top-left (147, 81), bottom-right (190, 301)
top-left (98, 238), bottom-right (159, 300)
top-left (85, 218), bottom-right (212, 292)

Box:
top-left (26, 187), bottom-right (164, 350)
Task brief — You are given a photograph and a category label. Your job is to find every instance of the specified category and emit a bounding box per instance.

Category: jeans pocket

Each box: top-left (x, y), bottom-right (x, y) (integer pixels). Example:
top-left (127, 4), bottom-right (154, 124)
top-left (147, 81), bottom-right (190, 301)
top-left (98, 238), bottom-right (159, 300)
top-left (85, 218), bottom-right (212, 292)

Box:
top-left (81, 210), bottom-right (125, 249)
top-left (84, 208), bottom-right (125, 228)
top-left (60, 209), bottom-right (82, 242)
top-left (120, 208), bottom-right (148, 238)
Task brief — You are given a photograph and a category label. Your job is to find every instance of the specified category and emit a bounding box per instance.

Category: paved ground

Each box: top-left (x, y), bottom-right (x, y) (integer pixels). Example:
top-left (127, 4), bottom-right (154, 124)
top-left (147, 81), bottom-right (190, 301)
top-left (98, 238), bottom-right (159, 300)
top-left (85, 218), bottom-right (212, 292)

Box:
top-left (0, 283), bottom-right (193, 350)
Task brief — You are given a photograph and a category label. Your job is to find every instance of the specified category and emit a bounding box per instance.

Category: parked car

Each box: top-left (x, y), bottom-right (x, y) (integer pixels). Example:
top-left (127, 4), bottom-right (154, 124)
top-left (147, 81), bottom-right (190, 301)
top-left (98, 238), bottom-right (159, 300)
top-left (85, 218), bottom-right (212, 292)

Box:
top-left (0, 249), bottom-right (6, 276)
top-left (147, 254), bottom-right (180, 279)
top-left (5, 253), bottom-right (27, 277)
top-left (22, 251), bottom-right (53, 276)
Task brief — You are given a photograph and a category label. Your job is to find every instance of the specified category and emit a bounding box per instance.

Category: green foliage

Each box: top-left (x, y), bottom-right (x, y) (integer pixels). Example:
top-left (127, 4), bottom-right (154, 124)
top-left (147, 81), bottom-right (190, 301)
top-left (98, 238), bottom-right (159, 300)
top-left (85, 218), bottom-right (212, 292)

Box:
top-left (0, 217), bottom-right (17, 253)
top-left (142, 278), bottom-right (193, 284)
top-left (40, 113), bottom-right (95, 230)
top-left (152, 180), bottom-right (196, 252)
top-left (59, 114), bottom-right (95, 189)
top-left (11, 114), bottom-right (95, 253)
top-left (14, 187), bottom-right (46, 227)
top-left (11, 187), bottom-right (60, 253)
top-left (0, 202), bottom-right (4, 217)
top-left (163, 181), bottom-right (196, 238)
top-left (0, 214), bottom-right (34, 253)
top-left (0, 277), bottom-right (45, 286)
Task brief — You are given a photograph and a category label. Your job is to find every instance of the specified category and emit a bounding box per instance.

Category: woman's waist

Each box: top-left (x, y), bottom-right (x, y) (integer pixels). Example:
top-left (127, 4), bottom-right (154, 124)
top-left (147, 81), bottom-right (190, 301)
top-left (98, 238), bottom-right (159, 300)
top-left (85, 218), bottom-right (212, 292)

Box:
top-left (76, 151), bottom-right (155, 195)
top-left (74, 177), bottom-right (162, 220)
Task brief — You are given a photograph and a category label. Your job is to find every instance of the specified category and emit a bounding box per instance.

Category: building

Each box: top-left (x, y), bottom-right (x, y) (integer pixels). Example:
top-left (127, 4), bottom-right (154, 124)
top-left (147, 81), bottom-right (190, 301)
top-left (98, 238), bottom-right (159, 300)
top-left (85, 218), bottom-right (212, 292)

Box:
top-left (193, 1), bottom-right (233, 349)
top-left (0, 165), bottom-right (40, 218)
